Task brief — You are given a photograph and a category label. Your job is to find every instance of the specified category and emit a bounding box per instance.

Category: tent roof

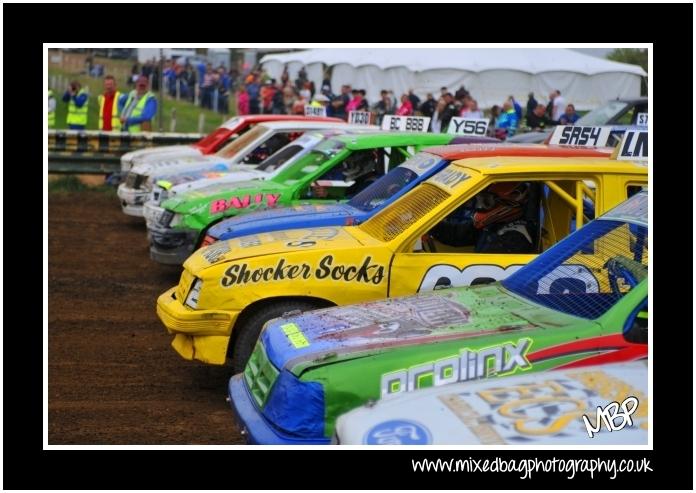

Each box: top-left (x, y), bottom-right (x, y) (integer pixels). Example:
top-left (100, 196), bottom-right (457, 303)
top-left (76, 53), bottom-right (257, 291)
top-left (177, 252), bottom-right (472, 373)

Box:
top-left (261, 48), bottom-right (646, 76)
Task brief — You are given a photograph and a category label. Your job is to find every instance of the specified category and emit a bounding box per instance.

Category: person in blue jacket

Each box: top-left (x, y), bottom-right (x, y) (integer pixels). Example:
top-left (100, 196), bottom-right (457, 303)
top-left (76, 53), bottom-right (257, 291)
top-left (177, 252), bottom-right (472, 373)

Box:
top-left (509, 95), bottom-right (523, 121)
top-left (558, 103), bottom-right (581, 125)
top-left (495, 100), bottom-right (519, 139)
top-left (120, 75), bottom-right (157, 132)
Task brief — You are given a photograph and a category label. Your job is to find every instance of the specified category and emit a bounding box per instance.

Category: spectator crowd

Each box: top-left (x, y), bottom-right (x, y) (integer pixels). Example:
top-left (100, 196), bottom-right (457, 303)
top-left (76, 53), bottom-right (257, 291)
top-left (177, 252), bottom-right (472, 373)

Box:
top-left (49, 58), bottom-right (582, 140)
top-left (232, 65), bottom-right (581, 139)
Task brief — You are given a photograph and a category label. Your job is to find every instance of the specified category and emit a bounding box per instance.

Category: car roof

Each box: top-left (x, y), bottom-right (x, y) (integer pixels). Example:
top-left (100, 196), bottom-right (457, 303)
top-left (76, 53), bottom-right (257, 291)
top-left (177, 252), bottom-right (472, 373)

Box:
top-left (597, 190), bottom-right (648, 226)
top-left (333, 132), bottom-right (454, 150)
top-left (449, 154), bottom-right (647, 175)
top-left (615, 97), bottom-right (648, 104)
top-left (424, 143), bottom-right (612, 160)
top-left (257, 121), bottom-right (374, 130)
top-left (234, 115), bottom-right (343, 124)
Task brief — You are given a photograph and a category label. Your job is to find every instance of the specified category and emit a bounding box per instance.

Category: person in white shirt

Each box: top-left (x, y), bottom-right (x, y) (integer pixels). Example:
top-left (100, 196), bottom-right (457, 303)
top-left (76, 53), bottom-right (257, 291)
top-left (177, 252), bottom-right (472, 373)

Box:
top-left (460, 99), bottom-right (484, 119)
top-left (551, 89), bottom-right (565, 122)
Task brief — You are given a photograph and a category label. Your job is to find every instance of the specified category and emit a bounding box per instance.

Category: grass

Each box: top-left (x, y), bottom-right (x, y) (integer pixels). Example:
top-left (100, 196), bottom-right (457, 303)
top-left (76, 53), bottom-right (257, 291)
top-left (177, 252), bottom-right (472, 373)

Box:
top-left (48, 175), bottom-right (117, 194)
top-left (49, 63), bottom-right (235, 134)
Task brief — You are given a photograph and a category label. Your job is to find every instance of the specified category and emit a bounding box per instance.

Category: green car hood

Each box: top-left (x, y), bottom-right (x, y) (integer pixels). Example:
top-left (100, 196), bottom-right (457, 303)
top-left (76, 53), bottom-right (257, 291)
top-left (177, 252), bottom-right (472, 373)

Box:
top-left (260, 283), bottom-right (585, 374)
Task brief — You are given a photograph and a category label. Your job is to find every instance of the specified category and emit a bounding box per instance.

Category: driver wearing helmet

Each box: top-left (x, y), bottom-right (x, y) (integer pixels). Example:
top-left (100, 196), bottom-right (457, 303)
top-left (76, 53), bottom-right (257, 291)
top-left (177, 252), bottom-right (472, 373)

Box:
top-left (429, 181), bottom-right (535, 253)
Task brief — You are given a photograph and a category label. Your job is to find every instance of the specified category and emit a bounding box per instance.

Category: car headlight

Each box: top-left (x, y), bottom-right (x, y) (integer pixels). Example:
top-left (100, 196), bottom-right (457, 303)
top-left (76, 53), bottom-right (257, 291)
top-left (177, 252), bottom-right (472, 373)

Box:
top-left (170, 213), bottom-right (183, 228)
top-left (184, 279), bottom-right (203, 309)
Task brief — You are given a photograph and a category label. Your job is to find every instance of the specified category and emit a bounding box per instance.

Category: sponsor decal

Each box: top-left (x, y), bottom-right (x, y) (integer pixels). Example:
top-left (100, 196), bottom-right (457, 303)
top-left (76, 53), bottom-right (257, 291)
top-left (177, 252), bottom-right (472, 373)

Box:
top-left (238, 231), bottom-right (289, 248)
top-left (427, 168), bottom-right (470, 189)
top-left (438, 370), bottom-right (648, 443)
top-left (285, 228), bottom-right (340, 248)
top-left (209, 193), bottom-right (281, 214)
top-left (400, 153), bottom-right (440, 175)
top-left (314, 295), bottom-right (471, 343)
top-left (536, 265), bottom-right (599, 294)
top-left (636, 113), bottom-right (648, 127)
top-left (364, 420), bottom-right (432, 445)
top-left (220, 255), bottom-right (385, 287)
top-left (281, 323), bottom-right (310, 349)
top-left (418, 264), bottom-right (523, 292)
top-left (380, 338), bottom-right (532, 397)
top-left (569, 370), bottom-right (648, 431)
top-left (201, 241), bottom-right (231, 263)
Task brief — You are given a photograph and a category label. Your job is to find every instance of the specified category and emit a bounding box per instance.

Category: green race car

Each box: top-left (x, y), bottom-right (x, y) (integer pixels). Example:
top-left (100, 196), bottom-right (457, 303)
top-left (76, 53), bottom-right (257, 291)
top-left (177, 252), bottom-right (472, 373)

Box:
top-left (148, 132), bottom-right (457, 264)
top-left (229, 191), bottom-right (649, 444)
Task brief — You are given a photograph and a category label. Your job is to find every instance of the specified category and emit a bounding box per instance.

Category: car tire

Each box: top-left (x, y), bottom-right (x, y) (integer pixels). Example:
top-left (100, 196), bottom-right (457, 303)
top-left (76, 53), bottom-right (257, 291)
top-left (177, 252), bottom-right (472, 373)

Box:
top-left (229, 299), bottom-right (333, 374)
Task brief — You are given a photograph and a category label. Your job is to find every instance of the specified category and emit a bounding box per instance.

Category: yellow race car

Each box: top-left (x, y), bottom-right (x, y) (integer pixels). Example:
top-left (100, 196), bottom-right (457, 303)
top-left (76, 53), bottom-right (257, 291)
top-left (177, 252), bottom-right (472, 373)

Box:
top-left (157, 143), bottom-right (647, 372)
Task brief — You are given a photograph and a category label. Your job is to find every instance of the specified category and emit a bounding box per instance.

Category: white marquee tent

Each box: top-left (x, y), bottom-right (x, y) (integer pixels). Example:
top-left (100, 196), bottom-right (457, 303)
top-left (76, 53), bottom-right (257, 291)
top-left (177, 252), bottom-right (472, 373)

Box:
top-left (260, 48), bottom-right (646, 110)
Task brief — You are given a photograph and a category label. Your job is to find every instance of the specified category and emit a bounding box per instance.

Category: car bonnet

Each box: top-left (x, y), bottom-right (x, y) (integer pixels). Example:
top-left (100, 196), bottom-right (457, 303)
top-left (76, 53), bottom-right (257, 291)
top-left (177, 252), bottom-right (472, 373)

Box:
top-left (184, 225), bottom-right (365, 271)
top-left (260, 284), bottom-right (583, 374)
top-left (207, 203), bottom-right (360, 239)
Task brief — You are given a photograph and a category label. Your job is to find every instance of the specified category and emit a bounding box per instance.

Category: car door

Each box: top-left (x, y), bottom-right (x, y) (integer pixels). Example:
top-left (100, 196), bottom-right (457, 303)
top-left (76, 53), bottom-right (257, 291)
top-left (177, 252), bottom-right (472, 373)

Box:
top-left (388, 176), bottom-right (601, 297)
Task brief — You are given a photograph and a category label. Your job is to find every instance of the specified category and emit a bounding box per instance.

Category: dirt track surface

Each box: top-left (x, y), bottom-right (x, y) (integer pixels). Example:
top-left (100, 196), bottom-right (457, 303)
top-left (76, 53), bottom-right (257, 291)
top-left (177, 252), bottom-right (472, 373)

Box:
top-left (49, 191), bottom-right (244, 444)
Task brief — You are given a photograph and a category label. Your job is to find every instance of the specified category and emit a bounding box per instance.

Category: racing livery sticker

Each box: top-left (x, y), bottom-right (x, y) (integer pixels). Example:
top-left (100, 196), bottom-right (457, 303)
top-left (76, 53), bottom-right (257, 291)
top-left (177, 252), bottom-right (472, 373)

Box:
top-left (364, 419), bottom-right (432, 445)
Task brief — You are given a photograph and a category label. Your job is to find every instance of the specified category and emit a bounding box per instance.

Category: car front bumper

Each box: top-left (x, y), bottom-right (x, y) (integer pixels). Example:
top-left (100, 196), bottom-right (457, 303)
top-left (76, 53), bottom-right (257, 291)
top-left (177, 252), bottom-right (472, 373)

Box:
top-left (157, 287), bottom-right (239, 365)
top-left (228, 374), bottom-right (331, 445)
top-left (117, 184), bottom-right (149, 217)
top-left (148, 221), bottom-right (199, 265)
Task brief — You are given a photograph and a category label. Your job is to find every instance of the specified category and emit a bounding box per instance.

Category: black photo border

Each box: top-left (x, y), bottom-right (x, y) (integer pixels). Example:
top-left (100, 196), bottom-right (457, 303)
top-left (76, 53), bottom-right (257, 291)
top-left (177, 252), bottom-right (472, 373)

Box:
top-left (4, 2), bottom-right (692, 490)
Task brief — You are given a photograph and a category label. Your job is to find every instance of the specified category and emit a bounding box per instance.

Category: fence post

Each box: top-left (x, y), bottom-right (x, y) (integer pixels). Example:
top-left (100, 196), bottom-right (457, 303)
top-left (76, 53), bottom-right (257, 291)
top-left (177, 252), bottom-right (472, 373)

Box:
top-left (176, 79), bottom-right (181, 101)
top-left (198, 113), bottom-right (205, 134)
top-left (213, 90), bottom-right (219, 113)
top-left (194, 85), bottom-right (199, 106)
top-left (170, 109), bottom-right (177, 133)
top-left (50, 75), bottom-right (57, 90)
top-left (158, 49), bottom-right (164, 132)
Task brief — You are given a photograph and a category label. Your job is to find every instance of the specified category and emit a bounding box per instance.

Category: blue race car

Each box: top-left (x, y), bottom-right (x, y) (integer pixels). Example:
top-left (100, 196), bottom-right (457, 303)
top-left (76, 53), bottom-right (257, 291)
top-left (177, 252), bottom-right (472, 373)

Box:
top-left (202, 135), bottom-right (500, 246)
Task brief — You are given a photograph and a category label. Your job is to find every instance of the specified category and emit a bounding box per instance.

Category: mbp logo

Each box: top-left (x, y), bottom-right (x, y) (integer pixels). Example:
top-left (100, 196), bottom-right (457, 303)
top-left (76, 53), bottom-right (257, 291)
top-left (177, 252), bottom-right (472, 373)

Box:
top-left (380, 338), bottom-right (532, 397)
top-left (582, 396), bottom-right (640, 438)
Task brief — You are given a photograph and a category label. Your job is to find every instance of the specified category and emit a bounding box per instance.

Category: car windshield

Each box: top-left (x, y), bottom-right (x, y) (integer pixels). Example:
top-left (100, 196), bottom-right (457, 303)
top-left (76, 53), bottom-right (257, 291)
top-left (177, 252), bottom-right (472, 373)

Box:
top-left (215, 125), bottom-right (268, 158)
top-left (576, 101), bottom-right (630, 126)
top-left (502, 219), bottom-right (648, 319)
top-left (348, 153), bottom-right (444, 212)
top-left (256, 133), bottom-right (324, 172)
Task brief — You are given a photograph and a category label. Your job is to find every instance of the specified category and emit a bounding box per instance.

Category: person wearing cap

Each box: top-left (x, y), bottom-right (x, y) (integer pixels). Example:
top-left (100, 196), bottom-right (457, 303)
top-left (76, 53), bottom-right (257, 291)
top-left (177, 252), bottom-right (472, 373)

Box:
top-left (310, 93), bottom-right (330, 108)
top-left (63, 80), bottom-right (89, 130)
top-left (120, 75), bottom-right (157, 133)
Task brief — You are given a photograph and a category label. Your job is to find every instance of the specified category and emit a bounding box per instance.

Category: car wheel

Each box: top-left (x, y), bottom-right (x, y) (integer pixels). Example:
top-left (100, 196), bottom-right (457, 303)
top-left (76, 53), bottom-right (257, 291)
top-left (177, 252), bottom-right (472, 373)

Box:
top-left (229, 299), bottom-right (333, 374)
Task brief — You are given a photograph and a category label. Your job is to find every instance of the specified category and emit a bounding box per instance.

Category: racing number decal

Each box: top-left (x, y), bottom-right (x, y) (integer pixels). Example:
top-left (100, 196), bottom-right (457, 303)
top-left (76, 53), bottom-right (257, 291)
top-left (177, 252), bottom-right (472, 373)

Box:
top-left (381, 115), bottom-right (430, 133)
top-left (447, 117), bottom-right (489, 136)
top-left (417, 264), bottom-right (524, 292)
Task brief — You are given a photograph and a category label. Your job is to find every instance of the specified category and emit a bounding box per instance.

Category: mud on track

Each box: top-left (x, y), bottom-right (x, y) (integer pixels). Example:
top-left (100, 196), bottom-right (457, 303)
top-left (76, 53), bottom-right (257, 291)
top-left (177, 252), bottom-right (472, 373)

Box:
top-left (49, 191), bottom-right (244, 444)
